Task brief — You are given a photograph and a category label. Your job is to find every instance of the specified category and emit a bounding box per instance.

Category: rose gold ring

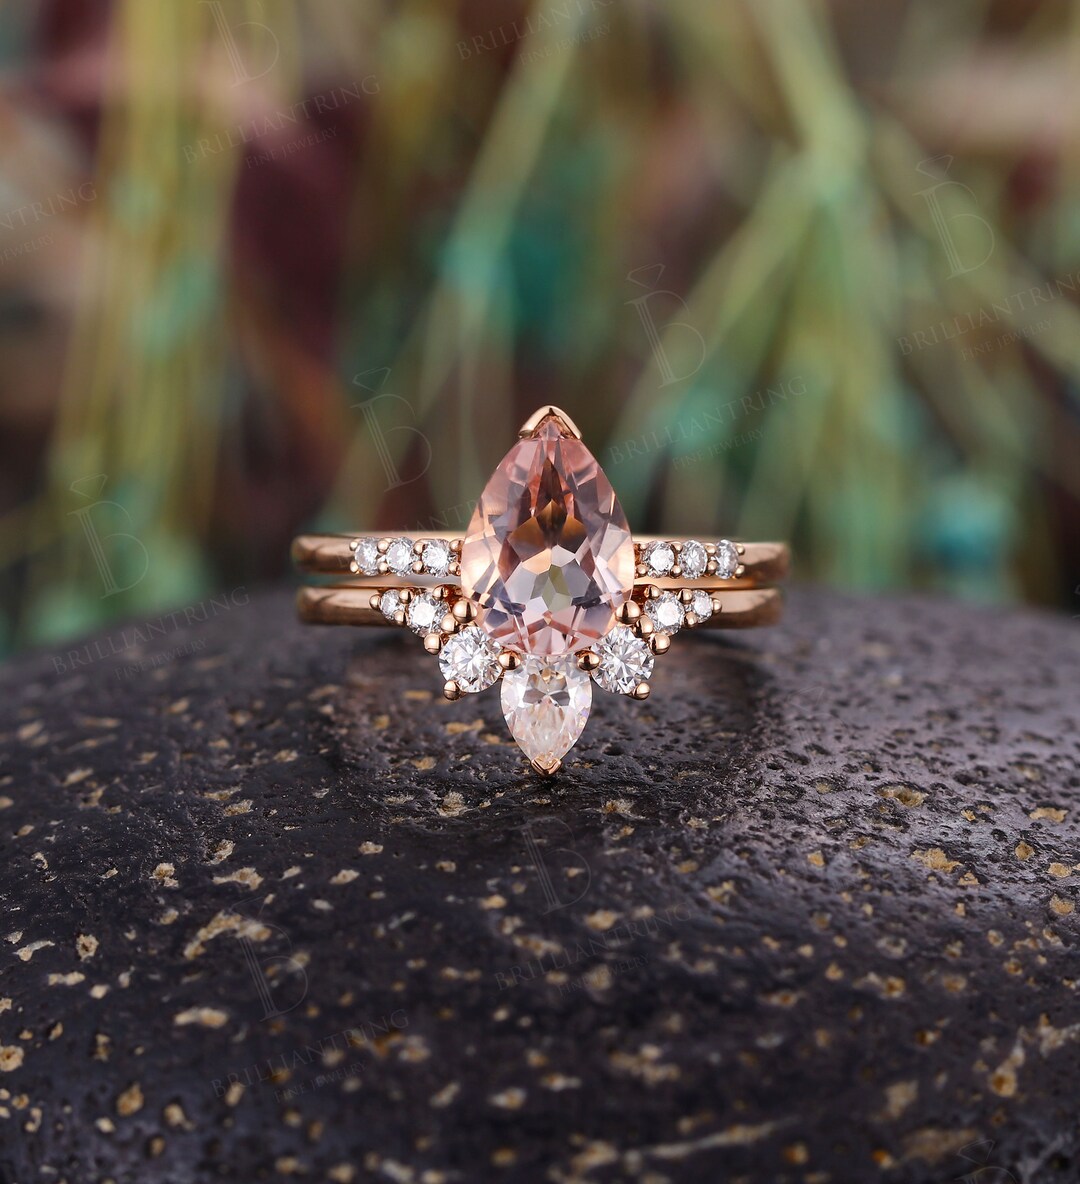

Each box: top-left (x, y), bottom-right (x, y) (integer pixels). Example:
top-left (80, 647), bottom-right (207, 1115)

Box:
top-left (293, 406), bottom-right (789, 775)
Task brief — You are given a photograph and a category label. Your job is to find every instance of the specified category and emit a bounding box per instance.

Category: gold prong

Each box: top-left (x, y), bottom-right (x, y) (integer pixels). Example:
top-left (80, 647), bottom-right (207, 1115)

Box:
top-left (399, 589), bottom-right (412, 602)
top-left (711, 597), bottom-right (722, 615)
top-left (734, 564), bottom-right (746, 578)
top-left (517, 405), bottom-right (583, 439)
top-left (617, 600), bottom-right (641, 624)
top-left (377, 538), bottom-right (390, 553)
top-left (452, 599), bottom-right (477, 623)
top-left (392, 609), bottom-right (406, 627)
top-left (433, 585), bottom-right (447, 600)
top-left (498, 651), bottom-right (522, 672)
top-left (646, 584), bottom-right (660, 599)
top-left (423, 633), bottom-right (442, 654)
top-left (530, 755), bottom-right (561, 776)
top-left (649, 633), bottom-right (671, 655)
top-left (635, 563), bottom-right (647, 578)
top-left (368, 593), bottom-right (382, 611)
top-left (443, 680), bottom-right (462, 701)
top-left (684, 612), bottom-right (698, 628)
top-left (411, 560), bottom-right (424, 574)
top-left (736, 543), bottom-right (745, 555)
top-left (577, 650), bottom-right (600, 673)
top-left (631, 681), bottom-right (651, 701)
top-left (440, 612), bottom-right (458, 635)
top-left (349, 561), bottom-right (359, 574)
top-left (450, 538), bottom-right (463, 553)
top-left (377, 559), bottom-right (389, 574)
top-left (638, 616), bottom-right (654, 638)
top-left (413, 540), bottom-right (425, 554)
top-left (679, 588), bottom-right (694, 604)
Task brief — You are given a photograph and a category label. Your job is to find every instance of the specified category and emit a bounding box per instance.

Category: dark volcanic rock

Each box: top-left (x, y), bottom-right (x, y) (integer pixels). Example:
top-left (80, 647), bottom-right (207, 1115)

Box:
top-left (0, 586), bottom-right (1078, 1184)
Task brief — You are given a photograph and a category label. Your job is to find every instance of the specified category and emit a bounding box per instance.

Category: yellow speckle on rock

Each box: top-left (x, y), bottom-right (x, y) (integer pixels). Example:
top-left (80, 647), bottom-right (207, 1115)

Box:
top-left (164, 1103), bottom-right (190, 1129)
top-left (224, 800), bottom-right (252, 816)
top-left (328, 1166), bottom-right (355, 1183)
top-left (116, 1082), bottom-right (144, 1116)
top-left (152, 863), bottom-right (179, 888)
top-left (411, 756), bottom-right (437, 770)
top-left (16, 940), bottom-right (54, 962)
top-left (782, 1142), bottom-right (809, 1165)
top-left (480, 895), bottom-right (507, 910)
top-left (912, 848), bottom-right (959, 873)
top-left (208, 840), bottom-right (234, 864)
top-left (224, 1081), bottom-right (244, 1106)
top-left (1050, 895), bottom-right (1074, 916)
top-left (1015, 842), bottom-right (1034, 861)
top-left (584, 910), bottom-right (618, 931)
top-left (1048, 862), bottom-right (1071, 879)
top-left (989, 1040), bottom-right (1024, 1097)
top-left (0, 1047), bottom-right (24, 1072)
top-left (47, 972), bottom-right (85, 986)
top-left (879, 784), bottom-right (926, 807)
top-left (436, 861), bottom-right (456, 873)
top-left (213, 867), bottom-right (263, 889)
top-left (807, 850), bottom-right (825, 868)
top-left (438, 792), bottom-right (466, 817)
top-left (359, 841), bottom-right (383, 855)
top-left (95, 1117), bottom-right (115, 1133)
top-left (446, 719), bottom-right (484, 735)
top-left (331, 870), bottom-right (359, 885)
top-left (76, 933), bottom-right (99, 960)
top-left (1030, 806), bottom-right (1067, 823)
top-left (489, 1087), bottom-right (526, 1110)
top-left (174, 1007), bottom-right (229, 1028)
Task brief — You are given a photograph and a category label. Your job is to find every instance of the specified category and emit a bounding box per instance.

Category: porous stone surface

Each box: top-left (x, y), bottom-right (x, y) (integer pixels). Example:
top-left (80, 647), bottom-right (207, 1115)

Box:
top-left (0, 587), bottom-right (1077, 1184)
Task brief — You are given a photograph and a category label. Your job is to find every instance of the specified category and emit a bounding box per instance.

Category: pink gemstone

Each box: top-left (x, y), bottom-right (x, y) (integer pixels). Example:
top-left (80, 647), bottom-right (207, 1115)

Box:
top-left (461, 415), bottom-right (635, 657)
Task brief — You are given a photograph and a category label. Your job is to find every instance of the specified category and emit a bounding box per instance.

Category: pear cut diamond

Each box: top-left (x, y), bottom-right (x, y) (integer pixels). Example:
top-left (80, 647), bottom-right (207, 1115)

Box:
top-left (501, 655), bottom-right (592, 769)
top-left (461, 415), bottom-right (635, 656)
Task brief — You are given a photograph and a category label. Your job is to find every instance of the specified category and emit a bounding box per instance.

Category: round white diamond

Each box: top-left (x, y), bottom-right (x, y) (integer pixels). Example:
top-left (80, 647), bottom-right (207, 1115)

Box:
top-left (690, 589), bottom-right (713, 622)
top-left (593, 625), bottom-right (654, 694)
top-left (679, 540), bottom-right (708, 579)
top-left (385, 537), bottom-right (415, 577)
top-left (379, 589), bottom-right (403, 621)
top-left (353, 537), bottom-right (380, 576)
top-left (406, 592), bottom-right (442, 635)
top-left (439, 626), bottom-right (502, 693)
top-left (421, 538), bottom-right (453, 576)
top-left (643, 541), bottom-right (675, 576)
top-left (715, 539), bottom-right (739, 580)
top-left (645, 591), bottom-right (685, 634)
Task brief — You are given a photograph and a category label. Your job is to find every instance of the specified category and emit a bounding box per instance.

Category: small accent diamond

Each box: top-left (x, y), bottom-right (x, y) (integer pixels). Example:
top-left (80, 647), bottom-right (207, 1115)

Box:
top-left (353, 537), bottom-right (380, 576)
top-left (715, 539), bottom-right (739, 580)
top-left (421, 538), bottom-right (453, 576)
top-left (689, 589), bottom-right (713, 622)
top-left (439, 626), bottom-right (502, 693)
top-left (645, 591), bottom-right (685, 634)
top-left (379, 589), bottom-right (403, 621)
top-left (642, 541), bottom-right (675, 576)
top-left (679, 540), bottom-right (707, 579)
top-left (593, 625), bottom-right (654, 694)
top-left (406, 592), bottom-right (442, 635)
top-left (385, 536), bottom-right (415, 577)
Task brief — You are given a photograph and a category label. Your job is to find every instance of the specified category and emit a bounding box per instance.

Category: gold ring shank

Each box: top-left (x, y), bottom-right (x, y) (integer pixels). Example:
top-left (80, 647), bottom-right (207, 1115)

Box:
top-left (297, 585), bottom-right (783, 630)
top-left (291, 534), bottom-right (789, 588)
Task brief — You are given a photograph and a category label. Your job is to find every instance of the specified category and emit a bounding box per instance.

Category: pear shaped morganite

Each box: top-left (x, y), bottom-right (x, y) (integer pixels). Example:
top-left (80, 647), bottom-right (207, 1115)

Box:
top-left (460, 415), bottom-right (635, 656)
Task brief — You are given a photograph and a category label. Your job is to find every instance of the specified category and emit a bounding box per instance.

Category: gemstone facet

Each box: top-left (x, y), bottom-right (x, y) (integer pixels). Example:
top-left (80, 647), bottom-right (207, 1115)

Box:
top-left (501, 655), bottom-right (592, 768)
top-left (593, 625), bottom-right (654, 695)
top-left (379, 588), bottom-right (403, 621)
top-left (460, 415), bottom-right (635, 657)
top-left (689, 589), bottom-right (713, 622)
top-left (385, 537), bottom-right (416, 577)
top-left (353, 537), bottom-right (380, 576)
top-left (439, 626), bottom-right (502, 693)
top-left (406, 592), bottom-right (442, 635)
top-left (642, 541), bottom-right (675, 577)
top-left (679, 540), bottom-right (708, 579)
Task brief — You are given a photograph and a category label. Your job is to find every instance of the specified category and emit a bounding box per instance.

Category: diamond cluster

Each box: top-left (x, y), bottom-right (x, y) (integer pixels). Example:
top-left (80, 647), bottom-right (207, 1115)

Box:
top-left (639, 538), bottom-right (740, 581)
top-left (352, 536), bottom-right (458, 578)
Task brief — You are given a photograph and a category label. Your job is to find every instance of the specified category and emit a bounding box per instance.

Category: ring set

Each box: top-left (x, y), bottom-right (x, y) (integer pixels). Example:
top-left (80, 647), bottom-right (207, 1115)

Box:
top-left (293, 407), bottom-right (789, 774)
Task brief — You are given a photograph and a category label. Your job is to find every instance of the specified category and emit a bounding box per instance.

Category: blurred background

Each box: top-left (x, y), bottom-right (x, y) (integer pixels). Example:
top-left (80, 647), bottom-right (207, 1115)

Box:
top-left (1, 0), bottom-right (1079, 659)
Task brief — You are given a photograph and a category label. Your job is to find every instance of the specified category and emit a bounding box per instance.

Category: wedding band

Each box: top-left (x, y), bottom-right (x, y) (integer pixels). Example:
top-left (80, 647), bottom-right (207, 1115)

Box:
top-left (293, 405), bottom-right (789, 774)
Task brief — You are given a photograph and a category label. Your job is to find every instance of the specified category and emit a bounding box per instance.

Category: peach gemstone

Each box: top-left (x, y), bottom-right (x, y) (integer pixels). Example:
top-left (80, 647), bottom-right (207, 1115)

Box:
top-left (460, 415), bottom-right (636, 656)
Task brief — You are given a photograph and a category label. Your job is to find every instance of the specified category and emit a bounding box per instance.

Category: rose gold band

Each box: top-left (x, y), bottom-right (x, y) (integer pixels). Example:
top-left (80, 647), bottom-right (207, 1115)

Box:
top-left (291, 533), bottom-right (789, 590)
top-left (297, 585), bottom-right (783, 630)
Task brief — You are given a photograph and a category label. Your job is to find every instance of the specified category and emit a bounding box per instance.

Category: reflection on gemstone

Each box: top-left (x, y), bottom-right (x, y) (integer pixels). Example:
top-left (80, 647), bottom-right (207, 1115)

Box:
top-left (501, 655), bottom-right (592, 769)
top-left (461, 415), bottom-right (635, 657)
